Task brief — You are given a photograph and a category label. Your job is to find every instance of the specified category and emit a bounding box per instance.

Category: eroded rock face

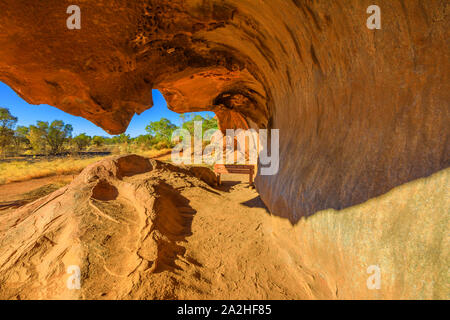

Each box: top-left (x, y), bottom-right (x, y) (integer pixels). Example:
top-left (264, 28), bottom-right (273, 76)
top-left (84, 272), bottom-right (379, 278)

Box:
top-left (0, 1), bottom-right (448, 220)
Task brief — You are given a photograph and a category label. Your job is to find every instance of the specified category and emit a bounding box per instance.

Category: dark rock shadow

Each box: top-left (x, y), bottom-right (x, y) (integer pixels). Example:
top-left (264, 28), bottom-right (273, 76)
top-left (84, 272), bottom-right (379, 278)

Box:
top-left (241, 195), bottom-right (269, 210)
top-left (152, 181), bottom-right (199, 273)
top-left (216, 181), bottom-right (241, 192)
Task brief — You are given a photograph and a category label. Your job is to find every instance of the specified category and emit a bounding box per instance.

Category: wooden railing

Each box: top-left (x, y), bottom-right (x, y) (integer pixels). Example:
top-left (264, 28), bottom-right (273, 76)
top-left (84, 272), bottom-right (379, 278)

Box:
top-left (214, 164), bottom-right (255, 185)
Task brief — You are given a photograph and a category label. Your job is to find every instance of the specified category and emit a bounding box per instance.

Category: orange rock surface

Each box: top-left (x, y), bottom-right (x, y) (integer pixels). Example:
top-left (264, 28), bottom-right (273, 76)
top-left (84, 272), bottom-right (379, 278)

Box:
top-left (0, 1), bottom-right (448, 220)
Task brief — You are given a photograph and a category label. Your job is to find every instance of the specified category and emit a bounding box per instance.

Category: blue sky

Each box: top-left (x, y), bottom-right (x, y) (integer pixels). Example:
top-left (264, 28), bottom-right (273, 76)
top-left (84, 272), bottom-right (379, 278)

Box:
top-left (0, 81), bottom-right (215, 137)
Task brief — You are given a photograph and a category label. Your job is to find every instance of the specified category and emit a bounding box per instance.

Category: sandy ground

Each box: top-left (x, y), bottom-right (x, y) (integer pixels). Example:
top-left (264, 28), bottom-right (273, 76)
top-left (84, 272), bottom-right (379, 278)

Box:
top-left (172, 175), bottom-right (314, 299)
top-left (0, 175), bottom-right (74, 202)
top-left (0, 175), bottom-right (74, 211)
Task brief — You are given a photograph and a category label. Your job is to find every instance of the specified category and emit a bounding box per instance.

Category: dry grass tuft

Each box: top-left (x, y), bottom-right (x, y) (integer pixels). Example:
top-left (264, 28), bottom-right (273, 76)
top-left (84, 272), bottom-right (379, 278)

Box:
top-left (0, 157), bottom-right (105, 185)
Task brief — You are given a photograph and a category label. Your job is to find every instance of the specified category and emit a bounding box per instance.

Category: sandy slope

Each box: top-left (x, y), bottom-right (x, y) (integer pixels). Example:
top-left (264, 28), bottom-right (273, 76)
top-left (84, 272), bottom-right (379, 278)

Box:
top-left (162, 180), bottom-right (315, 299)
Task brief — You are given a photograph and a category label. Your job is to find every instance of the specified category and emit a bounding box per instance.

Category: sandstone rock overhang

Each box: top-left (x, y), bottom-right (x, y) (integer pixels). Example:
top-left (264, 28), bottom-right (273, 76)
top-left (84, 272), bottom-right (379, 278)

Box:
top-left (0, 0), bottom-right (448, 222)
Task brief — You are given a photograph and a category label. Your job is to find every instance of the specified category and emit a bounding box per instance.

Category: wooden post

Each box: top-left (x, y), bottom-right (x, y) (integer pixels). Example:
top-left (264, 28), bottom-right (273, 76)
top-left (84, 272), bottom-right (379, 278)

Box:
top-left (217, 173), bottom-right (221, 186)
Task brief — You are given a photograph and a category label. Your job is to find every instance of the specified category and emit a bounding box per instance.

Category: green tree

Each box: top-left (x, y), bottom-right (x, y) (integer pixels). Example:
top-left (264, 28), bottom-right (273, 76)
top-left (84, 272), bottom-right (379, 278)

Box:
top-left (72, 133), bottom-right (91, 151)
top-left (11, 126), bottom-right (30, 154)
top-left (47, 121), bottom-right (73, 154)
top-left (145, 118), bottom-right (177, 143)
top-left (0, 107), bottom-right (18, 156)
top-left (120, 133), bottom-right (131, 144)
top-left (92, 136), bottom-right (105, 147)
top-left (27, 120), bottom-right (73, 154)
top-left (181, 114), bottom-right (218, 137)
top-left (27, 122), bottom-right (47, 154)
top-left (108, 134), bottom-right (129, 145)
top-left (133, 134), bottom-right (154, 147)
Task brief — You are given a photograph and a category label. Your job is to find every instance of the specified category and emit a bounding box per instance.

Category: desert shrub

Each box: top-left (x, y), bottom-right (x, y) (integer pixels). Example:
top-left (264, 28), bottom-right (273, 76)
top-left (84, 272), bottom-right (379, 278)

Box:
top-left (153, 140), bottom-right (172, 150)
top-left (91, 136), bottom-right (105, 147)
top-left (72, 133), bottom-right (91, 151)
top-left (133, 134), bottom-right (154, 148)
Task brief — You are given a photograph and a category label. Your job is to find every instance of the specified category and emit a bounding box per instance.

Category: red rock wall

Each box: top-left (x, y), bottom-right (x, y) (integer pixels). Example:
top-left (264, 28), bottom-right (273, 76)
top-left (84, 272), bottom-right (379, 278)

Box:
top-left (0, 0), bottom-right (448, 221)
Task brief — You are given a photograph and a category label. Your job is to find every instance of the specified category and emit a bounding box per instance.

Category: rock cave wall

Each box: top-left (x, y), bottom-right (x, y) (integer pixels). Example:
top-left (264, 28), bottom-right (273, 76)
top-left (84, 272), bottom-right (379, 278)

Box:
top-left (0, 0), bottom-right (448, 222)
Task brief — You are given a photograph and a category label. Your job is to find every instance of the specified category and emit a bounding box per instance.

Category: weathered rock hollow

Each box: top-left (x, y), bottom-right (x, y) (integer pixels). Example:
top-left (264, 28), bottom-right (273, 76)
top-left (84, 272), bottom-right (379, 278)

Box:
top-left (0, 0), bottom-right (448, 221)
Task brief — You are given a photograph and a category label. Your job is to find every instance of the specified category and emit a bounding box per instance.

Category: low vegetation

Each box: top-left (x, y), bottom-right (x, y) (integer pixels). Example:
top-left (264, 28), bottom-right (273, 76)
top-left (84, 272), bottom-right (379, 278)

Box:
top-left (0, 157), bottom-right (104, 184)
top-left (0, 107), bottom-right (217, 184)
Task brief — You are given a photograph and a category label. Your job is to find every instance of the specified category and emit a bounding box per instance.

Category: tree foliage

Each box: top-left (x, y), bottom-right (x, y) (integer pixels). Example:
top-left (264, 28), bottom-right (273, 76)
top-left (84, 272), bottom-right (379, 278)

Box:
top-left (134, 134), bottom-right (154, 146)
top-left (72, 133), bottom-right (91, 151)
top-left (27, 120), bottom-right (73, 154)
top-left (12, 126), bottom-right (29, 153)
top-left (0, 109), bottom-right (219, 156)
top-left (145, 118), bottom-right (177, 142)
top-left (181, 114), bottom-right (218, 137)
top-left (92, 136), bottom-right (105, 147)
top-left (0, 107), bottom-right (18, 155)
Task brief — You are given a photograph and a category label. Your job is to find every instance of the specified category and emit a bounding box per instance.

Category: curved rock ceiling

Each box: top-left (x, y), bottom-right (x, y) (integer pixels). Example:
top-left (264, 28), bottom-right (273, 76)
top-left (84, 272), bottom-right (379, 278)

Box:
top-left (0, 0), bottom-right (448, 222)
